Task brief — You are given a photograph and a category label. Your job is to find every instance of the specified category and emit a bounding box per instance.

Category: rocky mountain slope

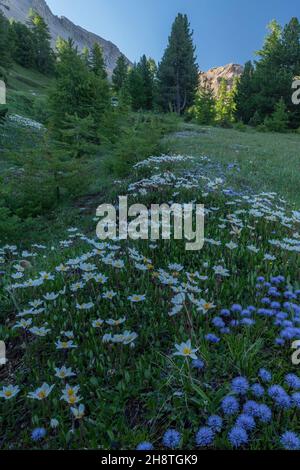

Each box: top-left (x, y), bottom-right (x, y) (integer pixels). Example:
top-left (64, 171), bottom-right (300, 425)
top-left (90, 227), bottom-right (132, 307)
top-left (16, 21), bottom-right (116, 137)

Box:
top-left (1, 0), bottom-right (131, 74)
top-left (199, 63), bottom-right (244, 94)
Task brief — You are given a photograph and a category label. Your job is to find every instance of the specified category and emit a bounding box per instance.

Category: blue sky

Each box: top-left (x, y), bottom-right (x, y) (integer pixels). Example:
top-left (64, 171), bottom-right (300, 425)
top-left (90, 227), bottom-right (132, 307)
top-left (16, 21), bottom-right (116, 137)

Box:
top-left (47, 0), bottom-right (299, 70)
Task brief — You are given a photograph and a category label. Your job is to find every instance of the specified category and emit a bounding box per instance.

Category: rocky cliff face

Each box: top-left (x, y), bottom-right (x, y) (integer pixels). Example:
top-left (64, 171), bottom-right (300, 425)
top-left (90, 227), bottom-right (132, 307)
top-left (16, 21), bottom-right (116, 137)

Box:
top-left (1, 0), bottom-right (131, 74)
top-left (199, 63), bottom-right (244, 94)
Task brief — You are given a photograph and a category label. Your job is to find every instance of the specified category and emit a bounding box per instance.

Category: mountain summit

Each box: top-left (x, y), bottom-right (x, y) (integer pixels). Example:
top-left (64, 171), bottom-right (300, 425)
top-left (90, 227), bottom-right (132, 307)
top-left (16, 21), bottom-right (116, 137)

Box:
top-left (0, 0), bottom-right (131, 74)
top-left (199, 63), bottom-right (244, 94)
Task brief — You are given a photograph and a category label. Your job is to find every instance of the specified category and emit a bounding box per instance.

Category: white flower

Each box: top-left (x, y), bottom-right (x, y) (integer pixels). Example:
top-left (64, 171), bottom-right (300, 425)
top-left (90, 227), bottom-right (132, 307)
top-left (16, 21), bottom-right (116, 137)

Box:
top-left (11, 272), bottom-right (24, 279)
top-left (213, 265), bottom-right (230, 277)
top-left (76, 302), bottom-right (94, 310)
top-left (121, 331), bottom-right (138, 345)
top-left (30, 326), bottom-right (51, 337)
top-left (169, 304), bottom-right (184, 317)
top-left (70, 281), bottom-right (85, 292)
top-left (102, 290), bottom-right (116, 300)
top-left (13, 318), bottom-right (32, 329)
top-left (39, 272), bottom-right (55, 281)
top-left (106, 317), bottom-right (126, 326)
top-left (92, 318), bottom-right (104, 328)
top-left (50, 418), bottom-right (59, 429)
top-left (94, 273), bottom-right (108, 284)
top-left (28, 383), bottom-right (55, 400)
top-left (71, 404), bottom-right (85, 420)
top-left (55, 340), bottom-right (77, 350)
top-left (173, 340), bottom-right (198, 360)
top-left (55, 366), bottom-right (76, 379)
top-left (197, 299), bottom-right (216, 314)
top-left (61, 384), bottom-right (81, 405)
top-left (112, 260), bottom-right (125, 269)
top-left (55, 264), bottom-right (70, 273)
top-left (225, 241), bottom-right (238, 250)
top-left (0, 385), bottom-right (20, 400)
top-left (264, 253), bottom-right (276, 261)
top-left (43, 292), bottom-right (59, 301)
top-left (29, 299), bottom-right (43, 308)
top-left (168, 263), bottom-right (184, 272)
top-left (102, 333), bottom-right (113, 343)
top-left (128, 294), bottom-right (146, 303)
top-left (171, 293), bottom-right (186, 305)
top-left (247, 245), bottom-right (260, 254)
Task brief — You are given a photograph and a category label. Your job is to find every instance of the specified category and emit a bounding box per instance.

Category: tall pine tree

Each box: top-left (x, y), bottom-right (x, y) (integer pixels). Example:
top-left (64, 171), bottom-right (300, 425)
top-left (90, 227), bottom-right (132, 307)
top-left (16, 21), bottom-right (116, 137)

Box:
top-left (157, 14), bottom-right (198, 114)
top-left (28, 9), bottom-right (54, 74)
top-left (112, 54), bottom-right (129, 92)
top-left (90, 43), bottom-right (107, 80)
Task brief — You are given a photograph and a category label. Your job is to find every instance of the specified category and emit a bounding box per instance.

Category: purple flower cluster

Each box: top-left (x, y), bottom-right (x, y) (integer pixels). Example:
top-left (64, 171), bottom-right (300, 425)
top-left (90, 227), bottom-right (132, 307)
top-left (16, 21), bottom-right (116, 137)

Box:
top-left (207, 276), bottom-right (300, 348)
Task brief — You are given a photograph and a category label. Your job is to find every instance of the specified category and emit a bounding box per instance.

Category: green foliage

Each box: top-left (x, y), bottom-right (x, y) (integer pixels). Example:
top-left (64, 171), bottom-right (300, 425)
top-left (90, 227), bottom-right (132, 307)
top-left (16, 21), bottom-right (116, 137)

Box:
top-left (90, 43), bottom-right (107, 80)
top-left (264, 97), bottom-right (289, 132)
top-left (215, 79), bottom-right (237, 126)
top-left (28, 9), bottom-right (55, 74)
top-left (235, 61), bottom-right (256, 123)
top-left (107, 113), bottom-right (178, 176)
top-left (127, 55), bottom-right (156, 111)
top-left (48, 38), bottom-right (111, 150)
top-left (112, 54), bottom-right (129, 92)
top-left (9, 21), bottom-right (35, 68)
top-left (188, 84), bottom-right (216, 124)
top-left (56, 113), bottom-right (100, 159)
top-left (157, 13), bottom-right (198, 114)
top-left (0, 10), bottom-right (11, 69)
top-left (236, 17), bottom-right (300, 129)
top-left (0, 105), bottom-right (8, 124)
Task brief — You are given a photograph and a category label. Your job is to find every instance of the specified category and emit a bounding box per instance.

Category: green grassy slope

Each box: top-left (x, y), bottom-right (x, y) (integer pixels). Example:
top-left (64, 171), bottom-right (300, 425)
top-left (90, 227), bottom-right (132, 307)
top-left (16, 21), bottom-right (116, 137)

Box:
top-left (166, 123), bottom-right (300, 207)
top-left (6, 63), bottom-right (53, 118)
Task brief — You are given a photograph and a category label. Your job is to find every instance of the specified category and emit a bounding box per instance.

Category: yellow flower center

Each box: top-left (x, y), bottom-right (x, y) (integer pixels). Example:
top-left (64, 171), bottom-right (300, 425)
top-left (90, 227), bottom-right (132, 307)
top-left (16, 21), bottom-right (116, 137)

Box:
top-left (183, 347), bottom-right (191, 355)
top-left (38, 391), bottom-right (46, 399)
top-left (69, 395), bottom-right (77, 404)
top-left (5, 391), bottom-right (12, 397)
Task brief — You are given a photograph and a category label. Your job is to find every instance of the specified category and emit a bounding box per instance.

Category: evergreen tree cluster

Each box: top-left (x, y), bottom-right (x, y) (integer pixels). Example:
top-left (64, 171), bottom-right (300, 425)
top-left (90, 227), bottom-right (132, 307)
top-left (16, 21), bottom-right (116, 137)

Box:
top-left (111, 13), bottom-right (199, 115)
top-left (0, 9), bottom-right (54, 74)
top-left (112, 53), bottom-right (157, 111)
top-left (236, 17), bottom-right (300, 130)
top-left (157, 13), bottom-right (199, 114)
top-left (49, 38), bottom-right (111, 158)
top-left (188, 78), bottom-right (238, 127)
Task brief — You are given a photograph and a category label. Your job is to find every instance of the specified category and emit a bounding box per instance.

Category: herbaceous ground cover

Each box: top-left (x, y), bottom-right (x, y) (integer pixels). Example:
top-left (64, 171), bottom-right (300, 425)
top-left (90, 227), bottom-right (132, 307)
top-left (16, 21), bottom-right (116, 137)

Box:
top-left (0, 139), bottom-right (300, 450)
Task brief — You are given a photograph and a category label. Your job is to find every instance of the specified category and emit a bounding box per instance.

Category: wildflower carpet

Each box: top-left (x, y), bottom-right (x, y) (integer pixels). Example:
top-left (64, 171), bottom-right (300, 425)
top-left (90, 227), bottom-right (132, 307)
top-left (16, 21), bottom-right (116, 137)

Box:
top-left (1, 148), bottom-right (300, 450)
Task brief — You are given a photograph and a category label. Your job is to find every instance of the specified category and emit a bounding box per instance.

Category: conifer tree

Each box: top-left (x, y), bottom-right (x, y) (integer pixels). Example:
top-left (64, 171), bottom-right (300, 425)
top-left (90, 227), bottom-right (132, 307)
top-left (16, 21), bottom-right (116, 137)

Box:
top-left (90, 43), bottom-right (107, 80)
top-left (0, 11), bottom-right (11, 70)
top-left (190, 83), bottom-right (215, 124)
top-left (235, 61), bottom-right (256, 123)
top-left (49, 39), bottom-right (110, 150)
top-left (157, 13), bottom-right (198, 114)
top-left (264, 98), bottom-right (289, 132)
top-left (28, 9), bottom-right (54, 74)
top-left (9, 21), bottom-right (35, 68)
top-left (112, 54), bottom-right (129, 92)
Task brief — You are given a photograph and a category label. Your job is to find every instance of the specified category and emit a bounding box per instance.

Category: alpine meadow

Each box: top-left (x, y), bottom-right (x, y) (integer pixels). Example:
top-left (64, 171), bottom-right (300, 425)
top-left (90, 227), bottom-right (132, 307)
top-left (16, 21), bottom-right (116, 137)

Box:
top-left (1, 0), bottom-right (300, 456)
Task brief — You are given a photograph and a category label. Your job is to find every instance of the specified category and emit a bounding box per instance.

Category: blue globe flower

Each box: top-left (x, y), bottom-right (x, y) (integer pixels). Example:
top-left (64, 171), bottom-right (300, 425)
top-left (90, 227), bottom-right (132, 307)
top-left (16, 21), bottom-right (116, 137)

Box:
top-left (231, 376), bottom-right (249, 395)
top-left (162, 429), bottom-right (181, 449)
top-left (136, 442), bottom-right (154, 450)
top-left (207, 415), bottom-right (223, 433)
top-left (280, 431), bottom-right (300, 450)
top-left (228, 426), bottom-right (248, 448)
top-left (221, 396), bottom-right (239, 416)
top-left (31, 427), bottom-right (46, 441)
top-left (195, 427), bottom-right (215, 447)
